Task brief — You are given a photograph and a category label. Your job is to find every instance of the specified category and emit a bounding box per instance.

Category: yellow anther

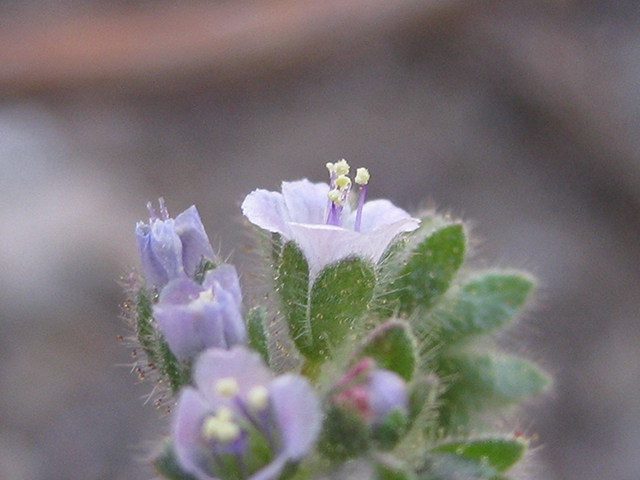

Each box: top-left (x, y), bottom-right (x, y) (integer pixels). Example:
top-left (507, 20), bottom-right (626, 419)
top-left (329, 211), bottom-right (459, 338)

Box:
top-left (355, 168), bottom-right (370, 185)
top-left (334, 159), bottom-right (350, 177)
top-left (215, 378), bottom-right (240, 397)
top-left (215, 421), bottom-right (241, 444)
top-left (327, 189), bottom-right (341, 204)
top-left (335, 175), bottom-right (351, 190)
top-left (202, 415), bottom-right (222, 439)
top-left (216, 406), bottom-right (234, 421)
top-left (247, 386), bottom-right (269, 411)
top-left (202, 411), bottom-right (241, 444)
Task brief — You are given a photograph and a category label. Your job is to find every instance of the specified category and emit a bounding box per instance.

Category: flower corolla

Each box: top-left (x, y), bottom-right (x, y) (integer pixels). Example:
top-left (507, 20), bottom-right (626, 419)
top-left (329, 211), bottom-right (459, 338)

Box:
top-left (136, 199), bottom-right (216, 289)
top-left (241, 160), bottom-right (419, 278)
top-left (153, 264), bottom-right (246, 361)
top-left (173, 346), bottom-right (321, 480)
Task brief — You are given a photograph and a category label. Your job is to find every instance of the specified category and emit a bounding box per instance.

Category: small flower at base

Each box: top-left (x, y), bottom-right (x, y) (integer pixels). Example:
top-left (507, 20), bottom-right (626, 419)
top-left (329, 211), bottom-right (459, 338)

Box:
top-left (172, 347), bottom-right (321, 480)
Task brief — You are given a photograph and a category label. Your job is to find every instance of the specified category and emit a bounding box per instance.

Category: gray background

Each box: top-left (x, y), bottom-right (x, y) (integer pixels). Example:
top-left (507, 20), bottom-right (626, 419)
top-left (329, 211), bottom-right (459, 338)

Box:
top-left (0, 1), bottom-right (639, 479)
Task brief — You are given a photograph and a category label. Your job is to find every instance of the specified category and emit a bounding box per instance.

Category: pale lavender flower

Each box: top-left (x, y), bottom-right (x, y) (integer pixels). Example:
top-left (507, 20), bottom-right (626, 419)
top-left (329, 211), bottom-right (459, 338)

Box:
top-left (173, 346), bottom-right (321, 480)
top-left (153, 264), bottom-right (246, 361)
top-left (334, 358), bottom-right (408, 427)
top-left (241, 161), bottom-right (419, 278)
top-left (136, 199), bottom-right (216, 289)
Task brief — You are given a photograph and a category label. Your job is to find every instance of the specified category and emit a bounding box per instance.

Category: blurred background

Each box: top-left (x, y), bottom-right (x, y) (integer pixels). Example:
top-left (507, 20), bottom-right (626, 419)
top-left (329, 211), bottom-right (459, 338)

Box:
top-left (0, 0), bottom-right (639, 479)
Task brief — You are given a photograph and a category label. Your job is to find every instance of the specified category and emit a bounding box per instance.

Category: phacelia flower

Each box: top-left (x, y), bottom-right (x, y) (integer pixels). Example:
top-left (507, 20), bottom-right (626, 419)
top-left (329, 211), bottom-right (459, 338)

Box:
top-left (333, 358), bottom-right (408, 429)
top-left (173, 346), bottom-right (321, 480)
top-left (241, 160), bottom-right (420, 278)
top-left (136, 198), bottom-right (216, 289)
top-left (153, 264), bottom-right (246, 361)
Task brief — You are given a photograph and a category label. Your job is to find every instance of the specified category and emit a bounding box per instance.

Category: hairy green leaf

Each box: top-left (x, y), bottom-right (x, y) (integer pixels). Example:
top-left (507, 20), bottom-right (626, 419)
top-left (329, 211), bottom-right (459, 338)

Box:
top-left (247, 306), bottom-right (270, 366)
top-left (356, 320), bottom-right (418, 381)
top-left (434, 435), bottom-right (527, 473)
top-left (393, 224), bottom-right (466, 314)
top-left (436, 272), bottom-right (534, 345)
top-left (308, 256), bottom-right (376, 360)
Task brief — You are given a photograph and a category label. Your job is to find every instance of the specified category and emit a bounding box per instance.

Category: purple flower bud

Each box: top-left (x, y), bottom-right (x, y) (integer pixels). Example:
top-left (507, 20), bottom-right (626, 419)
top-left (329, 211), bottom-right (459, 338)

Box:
top-left (136, 199), bottom-right (216, 289)
top-left (153, 265), bottom-right (246, 361)
top-left (173, 347), bottom-right (321, 480)
top-left (334, 359), bottom-right (408, 427)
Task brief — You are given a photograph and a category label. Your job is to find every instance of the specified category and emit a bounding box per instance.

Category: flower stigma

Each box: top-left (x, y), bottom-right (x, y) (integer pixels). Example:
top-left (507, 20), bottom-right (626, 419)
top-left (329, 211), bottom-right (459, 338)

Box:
top-left (146, 197), bottom-right (170, 222)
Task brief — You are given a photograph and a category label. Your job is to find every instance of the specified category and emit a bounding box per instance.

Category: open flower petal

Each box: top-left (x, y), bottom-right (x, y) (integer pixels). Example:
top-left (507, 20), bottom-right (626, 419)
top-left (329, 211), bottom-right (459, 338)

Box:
top-left (193, 346), bottom-right (273, 404)
top-left (173, 388), bottom-right (211, 478)
top-left (281, 179), bottom-right (330, 225)
top-left (342, 199), bottom-right (418, 233)
top-left (241, 175), bottom-right (419, 277)
top-left (269, 374), bottom-right (322, 459)
top-left (241, 188), bottom-right (293, 237)
top-left (289, 218), bottom-right (417, 278)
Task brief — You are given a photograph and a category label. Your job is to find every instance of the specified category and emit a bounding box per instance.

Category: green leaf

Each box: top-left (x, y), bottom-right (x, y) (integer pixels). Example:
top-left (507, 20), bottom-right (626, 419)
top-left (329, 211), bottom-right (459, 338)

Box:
top-left (134, 287), bottom-right (159, 367)
top-left (419, 452), bottom-right (503, 480)
top-left (275, 242), bottom-right (311, 356)
top-left (407, 375), bottom-right (441, 430)
top-left (153, 438), bottom-right (198, 480)
top-left (433, 435), bottom-right (528, 473)
top-left (158, 338), bottom-right (191, 394)
top-left (355, 320), bottom-right (418, 381)
top-left (247, 306), bottom-right (270, 366)
top-left (436, 272), bottom-right (534, 345)
top-left (374, 454), bottom-right (417, 480)
top-left (276, 242), bottom-right (376, 362)
top-left (438, 353), bottom-right (550, 430)
top-left (393, 224), bottom-right (466, 314)
top-left (307, 256), bottom-right (376, 360)
top-left (372, 408), bottom-right (408, 450)
top-left (132, 286), bottom-right (189, 394)
top-left (317, 406), bottom-right (370, 461)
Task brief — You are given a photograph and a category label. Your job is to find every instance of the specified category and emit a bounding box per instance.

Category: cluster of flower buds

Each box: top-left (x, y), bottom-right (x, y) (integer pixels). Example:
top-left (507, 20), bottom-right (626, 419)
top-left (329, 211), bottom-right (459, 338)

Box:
top-left (126, 160), bottom-right (548, 480)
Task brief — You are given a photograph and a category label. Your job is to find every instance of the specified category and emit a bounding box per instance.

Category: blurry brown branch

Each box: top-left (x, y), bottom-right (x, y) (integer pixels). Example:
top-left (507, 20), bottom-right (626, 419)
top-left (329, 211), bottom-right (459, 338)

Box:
top-left (0, 0), bottom-right (461, 95)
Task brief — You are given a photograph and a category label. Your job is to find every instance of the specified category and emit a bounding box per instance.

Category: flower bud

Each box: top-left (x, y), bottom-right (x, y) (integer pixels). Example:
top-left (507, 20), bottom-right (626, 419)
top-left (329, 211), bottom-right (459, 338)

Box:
top-left (153, 265), bottom-right (246, 361)
top-left (136, 200), bottom-right (216, 289)
top-left (320, 359), bottom-right (409, 458)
